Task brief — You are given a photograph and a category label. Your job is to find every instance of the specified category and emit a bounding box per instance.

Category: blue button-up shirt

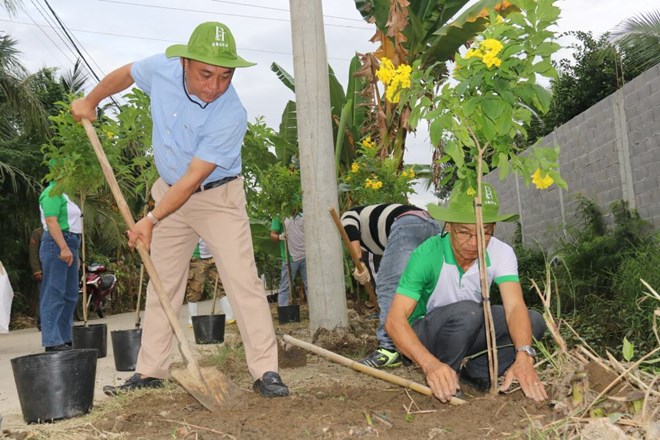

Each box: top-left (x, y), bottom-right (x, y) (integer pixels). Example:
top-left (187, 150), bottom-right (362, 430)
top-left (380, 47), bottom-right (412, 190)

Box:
top-left (131, 54), bottom-right (246, 186)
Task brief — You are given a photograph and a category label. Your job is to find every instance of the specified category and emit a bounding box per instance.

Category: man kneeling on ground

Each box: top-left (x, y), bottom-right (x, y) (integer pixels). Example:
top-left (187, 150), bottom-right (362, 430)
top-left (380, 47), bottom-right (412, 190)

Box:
top-left (386, 183), bottom-right (548, 402)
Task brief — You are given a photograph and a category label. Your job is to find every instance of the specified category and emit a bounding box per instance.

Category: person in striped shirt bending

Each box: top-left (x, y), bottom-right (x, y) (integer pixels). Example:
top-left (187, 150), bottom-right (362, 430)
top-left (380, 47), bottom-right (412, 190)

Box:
top-left (341, 204), bottom-right (441, 368)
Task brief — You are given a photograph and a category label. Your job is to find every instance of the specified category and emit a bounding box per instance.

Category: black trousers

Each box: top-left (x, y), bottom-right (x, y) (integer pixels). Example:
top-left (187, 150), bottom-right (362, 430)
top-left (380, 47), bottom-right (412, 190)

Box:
top-left (412, 300), bottom-right (546, 379)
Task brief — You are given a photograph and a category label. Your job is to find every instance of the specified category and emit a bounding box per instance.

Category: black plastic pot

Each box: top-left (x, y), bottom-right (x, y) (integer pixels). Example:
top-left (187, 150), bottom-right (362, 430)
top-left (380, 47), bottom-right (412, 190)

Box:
top-left (110, 328), bottom-right (142, 371)
top-left (192, 315), bottom-right (225, 344)
top-left (277, 304), bottom-right (300, 324)
top-left (72, 323), bottom-right (107, 358)
top-left (11, 349), bottom-right (97, 423)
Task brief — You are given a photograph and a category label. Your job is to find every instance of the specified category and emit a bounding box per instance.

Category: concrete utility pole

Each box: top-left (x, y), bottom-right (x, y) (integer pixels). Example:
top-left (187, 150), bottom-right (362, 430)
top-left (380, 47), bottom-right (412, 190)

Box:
top-left (289, 0), bottom-right (347, 330)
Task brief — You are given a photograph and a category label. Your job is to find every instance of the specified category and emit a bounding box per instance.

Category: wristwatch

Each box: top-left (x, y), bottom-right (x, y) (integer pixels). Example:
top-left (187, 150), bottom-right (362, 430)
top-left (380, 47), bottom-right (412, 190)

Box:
top-left (146, 211), bottom-right (160, 227)
top-left (516, 345), bottom-right (537, 359)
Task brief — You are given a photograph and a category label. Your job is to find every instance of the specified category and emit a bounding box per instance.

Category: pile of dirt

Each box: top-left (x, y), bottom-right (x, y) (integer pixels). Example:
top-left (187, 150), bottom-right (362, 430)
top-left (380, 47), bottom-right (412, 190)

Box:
top-left (312, 309), bottom-right (378, 357)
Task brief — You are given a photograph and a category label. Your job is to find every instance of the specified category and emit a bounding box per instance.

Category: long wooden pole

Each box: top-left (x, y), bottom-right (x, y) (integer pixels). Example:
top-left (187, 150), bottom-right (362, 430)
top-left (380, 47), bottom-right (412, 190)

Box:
top-left (283, 335), bottom-right (465, 406)
top-left (328, 208), bottom-right (379, 311)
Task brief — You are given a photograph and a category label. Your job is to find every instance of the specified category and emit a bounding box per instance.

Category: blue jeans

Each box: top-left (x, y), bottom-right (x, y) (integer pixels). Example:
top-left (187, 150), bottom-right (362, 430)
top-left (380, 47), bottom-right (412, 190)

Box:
top-left (277, 257), bottom-right (307, 306)
top-left (376, 214), bottom-right (441, 350)
top-left (39, 230), bottom-right (80, 347)
top-left (412, 301), bottom-right (546, 378)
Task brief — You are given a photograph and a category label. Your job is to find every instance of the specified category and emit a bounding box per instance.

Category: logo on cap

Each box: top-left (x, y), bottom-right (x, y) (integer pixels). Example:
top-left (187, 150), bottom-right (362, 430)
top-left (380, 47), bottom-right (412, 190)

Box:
top-left (213, 25), bottom-right (229, 49)
top-left (483, 185), bottom-right (496, 206)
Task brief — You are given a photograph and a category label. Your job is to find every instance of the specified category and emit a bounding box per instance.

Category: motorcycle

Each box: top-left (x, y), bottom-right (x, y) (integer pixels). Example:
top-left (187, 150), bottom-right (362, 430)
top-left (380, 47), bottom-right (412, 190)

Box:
top-left (75, 263), bottom-right (117, 321)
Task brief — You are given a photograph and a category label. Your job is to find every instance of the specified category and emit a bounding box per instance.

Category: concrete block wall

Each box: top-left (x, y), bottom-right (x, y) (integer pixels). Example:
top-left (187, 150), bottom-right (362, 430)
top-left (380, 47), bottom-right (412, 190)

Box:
top-left (485, 63), bottom-right (660, 249)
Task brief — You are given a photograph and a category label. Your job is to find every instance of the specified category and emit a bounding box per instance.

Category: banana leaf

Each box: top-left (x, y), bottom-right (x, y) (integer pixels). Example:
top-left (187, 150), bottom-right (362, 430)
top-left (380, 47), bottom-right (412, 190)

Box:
top-left (423, 0), bottom-right (518, 64)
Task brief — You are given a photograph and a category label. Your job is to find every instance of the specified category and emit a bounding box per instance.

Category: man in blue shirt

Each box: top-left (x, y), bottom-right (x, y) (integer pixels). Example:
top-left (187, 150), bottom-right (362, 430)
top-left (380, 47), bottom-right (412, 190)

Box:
top-left (71, 22), bottom-right (288, 398)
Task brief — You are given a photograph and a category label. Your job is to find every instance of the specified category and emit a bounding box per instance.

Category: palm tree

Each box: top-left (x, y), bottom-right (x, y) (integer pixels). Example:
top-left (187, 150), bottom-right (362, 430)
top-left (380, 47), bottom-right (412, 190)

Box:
top-left (611, 9), bottom-right (660, 73)
top-left (0, 34), bottom-right (49, 140)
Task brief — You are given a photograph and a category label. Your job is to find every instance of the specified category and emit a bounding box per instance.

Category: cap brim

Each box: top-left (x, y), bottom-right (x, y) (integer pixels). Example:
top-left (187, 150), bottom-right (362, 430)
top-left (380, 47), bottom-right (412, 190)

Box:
top-left (427, 204), bottom-right (519, 224)
top-left (166, 45), bottom-right (256, 68)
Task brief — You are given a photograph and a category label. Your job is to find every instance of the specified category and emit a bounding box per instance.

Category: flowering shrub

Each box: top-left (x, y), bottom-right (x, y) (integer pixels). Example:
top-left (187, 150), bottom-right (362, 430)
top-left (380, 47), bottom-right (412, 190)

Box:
top-left (376, 57), bottom-right (412, 103)
top-left (403, 0), bottom-right (566, 192)
top-left (340, 136), bottom-right (416, 205)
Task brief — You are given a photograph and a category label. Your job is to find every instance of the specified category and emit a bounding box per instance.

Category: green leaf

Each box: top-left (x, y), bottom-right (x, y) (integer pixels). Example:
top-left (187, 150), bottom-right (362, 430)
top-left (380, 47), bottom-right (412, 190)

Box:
top-left (444, 140), bottom-right (464, 169)
top-left (535, 42), bottom-right (561, 57)
top-left (270, 62), bottom-right (295, 93)
top-left (429, 117), bottom-right (445, 146)
top-left (464, 96), bottom-right (482, 117)
top-left (532, 59), bottom-right (554, 76)
top-left (622, 337), bottom-right (634, 362)
top-left (328, 65), bottom-right (347, 118)
top-left (482, 97), bottom-right (505, 122)
top-left (498, 152), bottom-right (511, 180)
top-left (335, 100), bottom-right (353, 172)
top-left (346, 55), bottom-right (369, 130)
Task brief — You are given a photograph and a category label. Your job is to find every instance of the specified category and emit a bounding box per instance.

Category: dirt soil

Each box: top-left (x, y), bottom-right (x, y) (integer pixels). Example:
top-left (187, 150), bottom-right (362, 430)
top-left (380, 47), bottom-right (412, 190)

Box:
top-left (3, 304), bottom-right (561, 440)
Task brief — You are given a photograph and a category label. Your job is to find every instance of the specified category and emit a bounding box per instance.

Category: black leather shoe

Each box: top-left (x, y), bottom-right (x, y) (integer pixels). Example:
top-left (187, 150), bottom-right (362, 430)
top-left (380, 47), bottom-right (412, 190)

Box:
top-left (253, 371), bottom-right (289, 397)
top-left (45, 344), bottom-right (72, 352)
top-left (459, 368), bottom-right (490, 392)
top-left (103, 373), bottom-right (164, 396)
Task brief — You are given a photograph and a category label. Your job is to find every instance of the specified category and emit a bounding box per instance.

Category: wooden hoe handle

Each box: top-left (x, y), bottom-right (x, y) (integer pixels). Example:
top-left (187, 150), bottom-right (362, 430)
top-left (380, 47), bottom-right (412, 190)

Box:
top-left (328, 207), bottom-right (379, 312)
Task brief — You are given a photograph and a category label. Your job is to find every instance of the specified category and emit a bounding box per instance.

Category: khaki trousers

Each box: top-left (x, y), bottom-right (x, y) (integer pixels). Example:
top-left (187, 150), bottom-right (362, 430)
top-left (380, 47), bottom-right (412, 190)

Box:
top-left (136, 177), bottom-right (278, 380)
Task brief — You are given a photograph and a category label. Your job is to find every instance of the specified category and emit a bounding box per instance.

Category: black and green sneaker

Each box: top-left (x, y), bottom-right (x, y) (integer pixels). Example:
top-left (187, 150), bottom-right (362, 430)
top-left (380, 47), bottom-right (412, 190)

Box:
top-left (358, 347), bottom-right (402, 368)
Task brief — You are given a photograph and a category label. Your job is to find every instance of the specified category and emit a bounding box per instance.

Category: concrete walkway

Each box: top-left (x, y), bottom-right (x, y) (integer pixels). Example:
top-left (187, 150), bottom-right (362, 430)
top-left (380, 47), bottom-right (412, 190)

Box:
top-left (0, 299), bottom-right (221, 429)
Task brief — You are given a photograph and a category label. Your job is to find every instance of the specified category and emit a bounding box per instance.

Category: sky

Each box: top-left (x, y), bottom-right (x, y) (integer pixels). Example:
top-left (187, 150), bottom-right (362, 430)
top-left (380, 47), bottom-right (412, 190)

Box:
top-left (1, 0), bottom-right (657, 206)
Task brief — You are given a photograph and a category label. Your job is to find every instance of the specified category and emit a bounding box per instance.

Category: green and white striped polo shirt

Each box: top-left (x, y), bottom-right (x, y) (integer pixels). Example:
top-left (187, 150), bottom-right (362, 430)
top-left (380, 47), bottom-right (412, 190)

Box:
top-left (397, 234), bottom-right (519, 324)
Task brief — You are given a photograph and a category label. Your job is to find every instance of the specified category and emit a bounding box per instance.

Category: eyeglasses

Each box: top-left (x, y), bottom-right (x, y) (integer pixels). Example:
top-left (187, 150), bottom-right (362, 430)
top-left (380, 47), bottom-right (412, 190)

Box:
top-left (453, 230), bottom-right (494, 242)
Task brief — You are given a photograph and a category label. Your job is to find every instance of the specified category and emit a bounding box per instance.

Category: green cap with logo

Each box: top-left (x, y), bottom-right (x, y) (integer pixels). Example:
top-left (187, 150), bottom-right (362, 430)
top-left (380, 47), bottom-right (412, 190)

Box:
top-left (427, 182), bottom-right (519, 224)
top-left (166, 22), bottom-right (256, 68)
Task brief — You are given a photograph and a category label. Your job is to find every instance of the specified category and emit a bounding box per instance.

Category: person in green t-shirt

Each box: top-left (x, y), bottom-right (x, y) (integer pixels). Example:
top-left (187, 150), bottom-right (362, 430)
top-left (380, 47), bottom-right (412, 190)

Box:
top-left (38, 181), bottom-right (82, 352)
top-left (386, 183), bottom-right (547, 403)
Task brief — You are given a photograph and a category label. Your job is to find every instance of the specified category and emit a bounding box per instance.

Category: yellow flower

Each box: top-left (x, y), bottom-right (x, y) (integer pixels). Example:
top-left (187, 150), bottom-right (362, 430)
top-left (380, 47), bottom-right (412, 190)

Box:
top-left (482, 53), bottom-right (502, 68)
top-left (531, 169), bottom-right (554, 190)
top-left (495, 15), bottom-right (504, 24)
top-left (402, 168), bottom-right (416, 179)
top-left (377, 60), bottom-right (412, 103)
top-left (466, 187), bottom-right (476, 196)
top-left (351, 162), bottom-right (360, 173)
top-left (103, 129), bottom-right (115, 140)
top-left (465, 48), bottom-right (483, 59)
top-left (364, 178), bottom-right (383, 190)
top-left (361, 136), bottom-right (376, 149)
top-left (376, 57), bottom-right (396, 85)
top-left (481, 39), bottom-right (503, 56)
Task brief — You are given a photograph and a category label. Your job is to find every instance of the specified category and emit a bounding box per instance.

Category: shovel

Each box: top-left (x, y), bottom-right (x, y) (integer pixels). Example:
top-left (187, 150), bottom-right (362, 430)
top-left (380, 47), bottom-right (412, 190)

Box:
top-left (81, 119), bottom-right (242, 411)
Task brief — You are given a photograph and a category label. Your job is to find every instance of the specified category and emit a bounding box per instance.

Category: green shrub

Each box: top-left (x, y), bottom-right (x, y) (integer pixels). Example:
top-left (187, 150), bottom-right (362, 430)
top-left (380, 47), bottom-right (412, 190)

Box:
top-left (549, 196), bottom-right (657, 355)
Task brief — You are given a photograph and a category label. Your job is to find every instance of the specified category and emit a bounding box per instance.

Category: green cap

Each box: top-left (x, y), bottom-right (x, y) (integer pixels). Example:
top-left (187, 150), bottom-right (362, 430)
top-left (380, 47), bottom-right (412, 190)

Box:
top-left (166, 22), bottom-right (256, 68)
top-left (427, 182), bottom-right (519, 224)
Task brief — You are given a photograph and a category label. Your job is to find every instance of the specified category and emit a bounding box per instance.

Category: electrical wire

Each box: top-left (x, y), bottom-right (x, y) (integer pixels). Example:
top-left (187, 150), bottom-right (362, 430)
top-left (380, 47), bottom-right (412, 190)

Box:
top-left (97, 0), bottom-right (373, 30)
top-left (0, 18), bottom-right (355, 61)
top-left (206, 0), bottom-right (366, 23)
top-left (42, 0), bottom-right (122, 109)
top-left (21, 1), bottom-right (77, 67)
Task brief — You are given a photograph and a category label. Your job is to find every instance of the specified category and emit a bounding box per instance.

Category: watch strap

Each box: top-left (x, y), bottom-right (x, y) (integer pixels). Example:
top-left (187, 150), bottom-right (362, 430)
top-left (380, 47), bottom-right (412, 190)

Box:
top-left (146, 211), bottom-right (160, 226)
